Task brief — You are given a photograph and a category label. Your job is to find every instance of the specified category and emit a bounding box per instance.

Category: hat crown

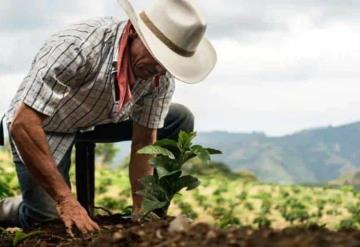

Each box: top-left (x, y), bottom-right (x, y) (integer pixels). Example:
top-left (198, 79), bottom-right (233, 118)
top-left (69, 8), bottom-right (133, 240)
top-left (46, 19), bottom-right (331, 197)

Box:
top-left (144, 0), bottom-right (207, 55)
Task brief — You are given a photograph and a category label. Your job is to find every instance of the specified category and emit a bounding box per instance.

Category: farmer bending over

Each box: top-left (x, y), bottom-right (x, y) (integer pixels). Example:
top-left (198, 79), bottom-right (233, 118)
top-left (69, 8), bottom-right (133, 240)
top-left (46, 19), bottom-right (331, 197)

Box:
top-left (0, 0), bottom-right (216, 235)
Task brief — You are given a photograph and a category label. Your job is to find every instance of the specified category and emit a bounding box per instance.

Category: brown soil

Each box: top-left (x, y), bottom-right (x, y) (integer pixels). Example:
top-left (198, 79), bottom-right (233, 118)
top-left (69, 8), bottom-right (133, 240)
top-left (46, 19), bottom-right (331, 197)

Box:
top-left (1, 214), bottom-right (360, 247)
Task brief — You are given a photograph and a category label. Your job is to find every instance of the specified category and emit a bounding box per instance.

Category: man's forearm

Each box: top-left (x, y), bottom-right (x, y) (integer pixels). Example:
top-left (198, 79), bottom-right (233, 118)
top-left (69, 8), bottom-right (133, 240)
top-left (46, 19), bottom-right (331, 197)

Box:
top-left (129, 122), bottom-right (157, 213)
top-left (129, 142), bottom-right (154, 210)
top-left (10, 104), bottom-right (72, 202)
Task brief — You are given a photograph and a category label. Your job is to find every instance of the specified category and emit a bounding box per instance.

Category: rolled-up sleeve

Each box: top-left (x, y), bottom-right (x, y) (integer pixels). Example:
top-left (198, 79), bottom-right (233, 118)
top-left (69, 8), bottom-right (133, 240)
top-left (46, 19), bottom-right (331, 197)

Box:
top-left (131, 73), bottom-right (175, 129)
top-left (21, 39), bottom-right (89, 117)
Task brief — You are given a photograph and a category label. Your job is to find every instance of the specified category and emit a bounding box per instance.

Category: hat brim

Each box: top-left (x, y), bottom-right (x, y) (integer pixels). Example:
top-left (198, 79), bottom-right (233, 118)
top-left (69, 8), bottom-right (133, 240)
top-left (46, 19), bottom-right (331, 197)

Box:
top-left (117, 0), bottom-right (217, 84)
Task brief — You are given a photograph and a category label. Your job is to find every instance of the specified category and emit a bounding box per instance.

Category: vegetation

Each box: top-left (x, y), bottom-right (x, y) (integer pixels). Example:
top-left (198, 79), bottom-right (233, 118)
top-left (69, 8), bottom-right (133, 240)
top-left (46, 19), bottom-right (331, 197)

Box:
top-left (91, 163), bottom-right (360, 230)
top-left (136, 131), bottom-right (222, 217)
top-left (0, 147), bottom-right (19, 199)
top-left (95, 143), bottom-right (118, 165)
top-left (1, 138), bottom-right (360, 231)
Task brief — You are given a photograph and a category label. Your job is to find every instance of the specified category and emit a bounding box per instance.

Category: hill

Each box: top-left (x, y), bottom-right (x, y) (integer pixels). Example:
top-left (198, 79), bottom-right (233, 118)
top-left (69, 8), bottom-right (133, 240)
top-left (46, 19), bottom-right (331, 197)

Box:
top-left (108, 121), bottom-right (360, 184)
top-left (195, 122), bottom-right (360, 184)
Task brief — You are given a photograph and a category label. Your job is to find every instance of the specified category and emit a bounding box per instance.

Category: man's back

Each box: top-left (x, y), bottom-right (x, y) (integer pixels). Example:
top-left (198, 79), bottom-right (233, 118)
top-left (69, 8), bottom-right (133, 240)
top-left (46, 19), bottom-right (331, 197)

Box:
top-left (6, 16), bottom-right (175, 165)
top-left (6, 17), bottom-right (122, 133)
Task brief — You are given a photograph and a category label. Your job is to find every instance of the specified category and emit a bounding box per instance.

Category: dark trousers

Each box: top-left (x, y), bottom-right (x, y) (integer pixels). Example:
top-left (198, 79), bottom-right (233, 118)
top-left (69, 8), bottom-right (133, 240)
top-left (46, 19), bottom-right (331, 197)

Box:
top-left (12, 102), bottom-right (194, 228)
top-left (76, 103), bottom-right (194, 142)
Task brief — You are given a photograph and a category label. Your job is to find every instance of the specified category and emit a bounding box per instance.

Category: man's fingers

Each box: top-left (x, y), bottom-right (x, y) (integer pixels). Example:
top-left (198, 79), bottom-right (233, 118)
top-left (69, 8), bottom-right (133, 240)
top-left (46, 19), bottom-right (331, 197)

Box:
top-left (75, 216), bottom-right (97, 234)
top-left (79, 208), bottom-right (100, 232)
top-left (75, 221), bottom-right (89, 234)
top-left (89, 218), bottom-right (100, 231)
top-left (66, 227), bottom-right (75, 238)
top-left (82, 220), bottom-right (94, 233)
top-left (64, 220), bottom-right (75, 238)
top-left (83, 215), bottom-right (100, 232)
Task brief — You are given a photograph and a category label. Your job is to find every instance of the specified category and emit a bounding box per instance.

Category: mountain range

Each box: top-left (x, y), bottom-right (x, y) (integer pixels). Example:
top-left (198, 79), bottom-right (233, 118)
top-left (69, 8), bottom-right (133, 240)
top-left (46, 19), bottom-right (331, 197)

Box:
top-left (113, 122), bottom-right (360, 184)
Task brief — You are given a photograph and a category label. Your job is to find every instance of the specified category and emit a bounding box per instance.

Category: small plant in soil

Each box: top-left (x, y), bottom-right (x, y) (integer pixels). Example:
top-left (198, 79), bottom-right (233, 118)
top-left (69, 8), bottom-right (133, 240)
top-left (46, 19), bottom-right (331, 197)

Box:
top-left (12, 229), bottom-right (43, 247)
top-left (136, 130), bottom-right (222, 218)
top-left (253, 214), bottom-right (272, 229)
top-left (279, 197), bottom-right (310, 225)
top-left (217, 202), bottom-right (242, 228)
top-left (337, 218), bottom-right (358, 230)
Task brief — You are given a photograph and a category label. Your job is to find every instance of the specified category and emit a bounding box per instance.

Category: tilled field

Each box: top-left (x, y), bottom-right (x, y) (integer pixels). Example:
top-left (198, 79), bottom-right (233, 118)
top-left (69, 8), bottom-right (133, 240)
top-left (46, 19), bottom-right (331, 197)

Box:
top-left (1, 214), bottom-right (360, 247)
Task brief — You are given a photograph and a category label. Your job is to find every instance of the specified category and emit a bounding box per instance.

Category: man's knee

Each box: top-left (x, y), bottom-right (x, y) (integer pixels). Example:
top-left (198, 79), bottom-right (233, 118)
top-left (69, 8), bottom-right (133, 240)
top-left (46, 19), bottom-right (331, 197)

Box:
top-left (174, 103), bottom-right (195, 132)
top-left (170, 103), bottom-right (195, 130)
top-left (159, 103), bottom-right (195, 140)
top-left (18, 188), bottom-right (58, 228)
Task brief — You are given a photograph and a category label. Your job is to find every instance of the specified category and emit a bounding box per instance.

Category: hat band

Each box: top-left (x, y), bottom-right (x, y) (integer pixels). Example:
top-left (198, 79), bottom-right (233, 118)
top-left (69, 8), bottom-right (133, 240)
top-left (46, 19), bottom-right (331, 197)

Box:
top-left (139, 11), bottom-right (195, 57)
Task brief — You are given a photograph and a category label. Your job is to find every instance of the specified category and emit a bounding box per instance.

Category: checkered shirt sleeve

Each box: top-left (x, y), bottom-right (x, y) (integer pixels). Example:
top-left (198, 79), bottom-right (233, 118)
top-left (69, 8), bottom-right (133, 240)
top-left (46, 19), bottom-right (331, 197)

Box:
top-left (131, 73), bottom-right (175, 129)
top-left (21, 38), bottom-right (90, 117)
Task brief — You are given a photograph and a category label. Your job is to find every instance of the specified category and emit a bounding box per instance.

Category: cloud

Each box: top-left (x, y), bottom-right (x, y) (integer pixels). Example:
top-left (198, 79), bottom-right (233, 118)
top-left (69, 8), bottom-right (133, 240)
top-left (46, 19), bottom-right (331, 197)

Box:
top-left (201, 0), bottom-right (360, 40)
top-left (0, 1), bottom-right (53, 32)
top-left (0, 0), bottom-right (129, 35)
top-left (0, 73), bottom-right (24, 115)
top-left (173, 76), bottom-right (360, 135)
top-left (211, 20), bottom-right (360, 84)
top-left (0, 0), bottom-right (359, 136)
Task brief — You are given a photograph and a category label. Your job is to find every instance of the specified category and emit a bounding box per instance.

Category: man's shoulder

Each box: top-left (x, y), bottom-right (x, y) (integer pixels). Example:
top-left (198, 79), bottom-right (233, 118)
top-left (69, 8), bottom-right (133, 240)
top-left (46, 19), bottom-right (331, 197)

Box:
top-left (69, 16), bottom-right (124, 28)
top-left (48, 17), bottom-right (126, 43)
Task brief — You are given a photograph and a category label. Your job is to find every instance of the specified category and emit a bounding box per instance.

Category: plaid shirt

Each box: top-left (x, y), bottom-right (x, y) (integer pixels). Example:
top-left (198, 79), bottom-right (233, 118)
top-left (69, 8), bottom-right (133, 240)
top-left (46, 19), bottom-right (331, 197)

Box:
top-left (5, 17), bottom-right (175, 165)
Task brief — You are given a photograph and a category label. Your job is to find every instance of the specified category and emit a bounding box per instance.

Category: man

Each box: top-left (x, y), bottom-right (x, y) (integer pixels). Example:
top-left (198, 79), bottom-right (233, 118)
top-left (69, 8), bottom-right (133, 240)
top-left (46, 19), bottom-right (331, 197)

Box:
top-left (0, 0), bottom-right (216, 235)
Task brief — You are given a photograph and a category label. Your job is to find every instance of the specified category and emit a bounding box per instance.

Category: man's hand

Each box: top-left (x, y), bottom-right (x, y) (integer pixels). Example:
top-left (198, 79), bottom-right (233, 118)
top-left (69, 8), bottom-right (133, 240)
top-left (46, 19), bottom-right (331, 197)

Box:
top-left (131, 208), bottom-right (141, 223)
top-left (56, 194), bottom-right (100, 236)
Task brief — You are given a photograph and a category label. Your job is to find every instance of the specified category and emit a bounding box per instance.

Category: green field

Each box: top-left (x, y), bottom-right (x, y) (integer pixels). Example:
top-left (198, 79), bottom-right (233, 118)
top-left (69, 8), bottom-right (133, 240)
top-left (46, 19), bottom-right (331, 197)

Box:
top-left (1, 147), bottom-right (359, 231)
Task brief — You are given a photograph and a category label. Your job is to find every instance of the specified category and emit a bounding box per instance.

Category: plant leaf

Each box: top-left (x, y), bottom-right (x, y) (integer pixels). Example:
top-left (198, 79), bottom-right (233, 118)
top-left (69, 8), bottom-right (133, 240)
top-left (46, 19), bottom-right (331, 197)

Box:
top-left (13, 230), bottom-right (43, 247)
top-left (138, 176), bottom-right (169, 202)
top-left (191, 145), bottom-right (211, 164)
top-left (206, 148), bottom-right (223, 155)
top-left (156, 166), bottom-right (182, 180)
top-left (155, 139), bottom-right (178, 148)
top-left (178, 131), bottom-right (197, 151)
top-left (173, 175), bottom-right (200, 192)
top-left (149, 155), bottom-right (178, 170)
top-left (181, 151), bottom-right (197, 164)
top-left (137, 177), bottom-right (170, 217)
top-left (137, 145), bottom-right (175, 159)
top-left (141, 198), bottom-right (168, 217)
top-left (138, 175), bottom-right (157, 187)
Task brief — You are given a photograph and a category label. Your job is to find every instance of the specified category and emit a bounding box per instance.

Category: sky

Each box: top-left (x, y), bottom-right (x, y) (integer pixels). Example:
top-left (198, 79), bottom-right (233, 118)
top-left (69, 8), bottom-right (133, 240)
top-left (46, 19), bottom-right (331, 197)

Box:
top-left (0, 0), bottom-right (359, 136)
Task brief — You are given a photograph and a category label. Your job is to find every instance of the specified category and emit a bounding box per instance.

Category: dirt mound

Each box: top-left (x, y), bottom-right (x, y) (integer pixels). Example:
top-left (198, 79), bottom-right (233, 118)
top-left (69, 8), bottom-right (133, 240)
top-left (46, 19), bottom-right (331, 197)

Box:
top-left (1, 214), bottom-right (360, 247)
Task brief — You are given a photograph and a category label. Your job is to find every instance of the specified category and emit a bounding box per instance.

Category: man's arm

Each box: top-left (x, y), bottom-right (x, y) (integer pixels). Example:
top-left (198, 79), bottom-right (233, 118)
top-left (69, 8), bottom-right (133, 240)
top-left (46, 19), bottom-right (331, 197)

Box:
top-left (10, 103), bottom-right (99, 235)
top-left (129, 73), bottom-right (175, 216)
top-left (129, 121), bottom-right (157, 215)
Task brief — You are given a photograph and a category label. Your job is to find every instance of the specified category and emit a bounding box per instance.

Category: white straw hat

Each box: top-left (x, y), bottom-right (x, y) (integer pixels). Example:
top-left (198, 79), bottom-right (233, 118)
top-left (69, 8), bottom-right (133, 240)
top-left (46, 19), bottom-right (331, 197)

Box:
top-left (117, 0), bottom-right (217, 84)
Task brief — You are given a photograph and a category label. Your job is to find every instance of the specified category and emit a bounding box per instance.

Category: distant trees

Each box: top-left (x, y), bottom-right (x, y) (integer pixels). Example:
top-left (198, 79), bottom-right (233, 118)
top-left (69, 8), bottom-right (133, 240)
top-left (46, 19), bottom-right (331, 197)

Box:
top-left (95, 143), bottom-right (119, 165)
top-left (184, 158), bottom-right (257, 181)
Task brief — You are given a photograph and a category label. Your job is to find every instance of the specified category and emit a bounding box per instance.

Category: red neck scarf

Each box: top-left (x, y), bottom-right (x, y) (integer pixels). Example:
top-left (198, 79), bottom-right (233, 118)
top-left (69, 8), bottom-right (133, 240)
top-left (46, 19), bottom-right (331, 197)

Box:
top-left (116, 21), bottom-right (136, 112)
top-left (116, 21), bottom-right (161, 112)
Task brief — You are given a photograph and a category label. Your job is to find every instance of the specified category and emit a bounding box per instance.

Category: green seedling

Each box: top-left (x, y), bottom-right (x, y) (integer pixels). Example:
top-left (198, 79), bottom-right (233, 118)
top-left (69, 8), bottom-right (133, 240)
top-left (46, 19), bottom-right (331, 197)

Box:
top-left (253, 214), bottom-right (272, 229)
top-left (337, 218), bottom-right (358, 231)
top-left (13, 230), bottom-right (43, 247)
top-left (136, 130), bottom-right (222, 218)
